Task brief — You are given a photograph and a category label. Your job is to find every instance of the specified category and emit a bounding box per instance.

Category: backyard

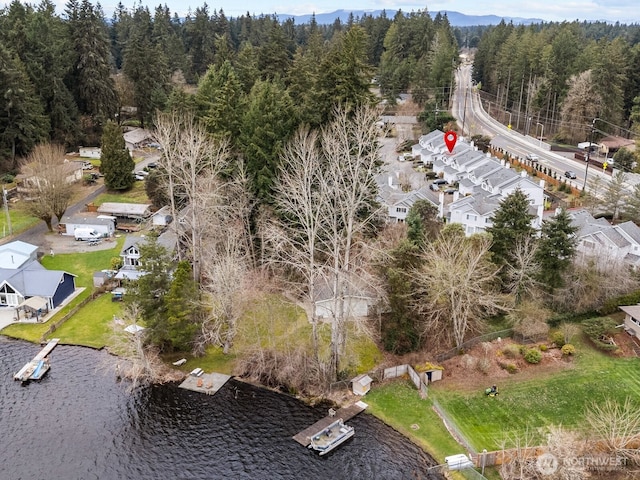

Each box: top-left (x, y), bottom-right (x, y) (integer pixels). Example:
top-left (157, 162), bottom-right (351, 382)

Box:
top-left (428, 334), bottom-right (640, 451)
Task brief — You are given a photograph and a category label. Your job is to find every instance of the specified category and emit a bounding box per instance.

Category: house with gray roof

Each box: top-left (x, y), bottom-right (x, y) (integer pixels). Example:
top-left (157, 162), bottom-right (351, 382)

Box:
top-left (0, 241), bottom-right (75, 311)
top-left (115, 231), bottom-right (179, 281)
top-left (564, 209), bottom-right (640, 268)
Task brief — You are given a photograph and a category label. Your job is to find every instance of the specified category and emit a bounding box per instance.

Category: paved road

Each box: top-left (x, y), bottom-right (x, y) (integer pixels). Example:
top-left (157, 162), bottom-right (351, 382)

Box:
top-left (452, 64), bottom-right (616, 193)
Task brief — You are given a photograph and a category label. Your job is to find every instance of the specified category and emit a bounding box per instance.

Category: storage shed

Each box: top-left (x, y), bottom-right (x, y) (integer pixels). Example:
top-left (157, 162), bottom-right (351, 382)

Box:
top-left (152, 206), bottom-right (173, 227)
top-left (351, 374), bottom-right (373, 396)
top-left (62, 215), bottom-right (115, 237)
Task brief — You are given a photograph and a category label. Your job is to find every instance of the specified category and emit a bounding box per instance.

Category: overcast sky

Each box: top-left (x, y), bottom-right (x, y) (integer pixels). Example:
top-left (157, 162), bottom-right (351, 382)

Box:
top-left (2, 0), bottom-right (638, 23)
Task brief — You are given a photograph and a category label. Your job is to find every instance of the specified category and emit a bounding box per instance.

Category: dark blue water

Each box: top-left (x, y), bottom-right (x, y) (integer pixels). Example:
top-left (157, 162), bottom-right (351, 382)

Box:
top-left (0, 337), bottom-right (443, 479)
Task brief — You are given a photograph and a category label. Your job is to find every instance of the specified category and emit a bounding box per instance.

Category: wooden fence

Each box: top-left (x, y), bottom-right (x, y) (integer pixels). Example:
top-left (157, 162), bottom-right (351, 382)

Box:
top-left (382, 364), bottom-right (428, 398)
top-left (40, 291), bottom-right (104, 343)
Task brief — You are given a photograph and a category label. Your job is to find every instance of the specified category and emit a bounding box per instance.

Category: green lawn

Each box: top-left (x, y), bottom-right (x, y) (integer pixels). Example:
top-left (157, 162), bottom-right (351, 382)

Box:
top-left (365, 381), bottom-right (464, 463)
top-left (0, 203), bottom-right (40, 238)
top-left (430, 335), bottom-right (640, 451)
top-left (93, 182), bottom-right (150, 204)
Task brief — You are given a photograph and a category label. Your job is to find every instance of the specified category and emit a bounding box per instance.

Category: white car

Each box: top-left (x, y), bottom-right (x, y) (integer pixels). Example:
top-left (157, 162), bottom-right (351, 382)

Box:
top-left (526, 153), bottom-right (539, 162)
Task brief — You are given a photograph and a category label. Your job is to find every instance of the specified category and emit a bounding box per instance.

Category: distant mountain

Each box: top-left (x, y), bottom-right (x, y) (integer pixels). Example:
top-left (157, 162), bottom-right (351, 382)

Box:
top-left (275, 9), bottom-right (544, 27)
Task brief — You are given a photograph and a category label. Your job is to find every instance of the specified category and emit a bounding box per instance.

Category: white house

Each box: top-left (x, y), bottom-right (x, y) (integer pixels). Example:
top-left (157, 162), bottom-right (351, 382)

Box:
top-left (115, 231), bottom-right (178, 281)
top-left (619, 305), bottom-right (640, 339)
top-left (566, 209), bottom-right (640, 268)
top-left (79, 147), bottom-right (101, 159)
top-left (152, 206), bottom-right (173, 227)
top-left (123, 128), bottom-right (154, 152)
top-left (314, 278), bottom-right (378, 319)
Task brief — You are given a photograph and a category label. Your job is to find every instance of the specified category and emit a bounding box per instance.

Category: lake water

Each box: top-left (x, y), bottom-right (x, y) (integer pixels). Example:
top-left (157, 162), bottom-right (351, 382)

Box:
top-left (0, 337), bottom-right (445, 479)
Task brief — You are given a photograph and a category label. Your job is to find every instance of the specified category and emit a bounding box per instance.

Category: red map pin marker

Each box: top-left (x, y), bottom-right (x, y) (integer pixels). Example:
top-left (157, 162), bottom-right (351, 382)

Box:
top-left (444, 131), bottom-right (457, 153)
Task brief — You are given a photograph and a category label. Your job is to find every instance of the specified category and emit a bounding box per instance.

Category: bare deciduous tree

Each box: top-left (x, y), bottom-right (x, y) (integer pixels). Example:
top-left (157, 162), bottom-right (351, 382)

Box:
top-left (414, 225), bottom-right (507, 349)
top-left (153, 111), bottom-right (232, 279)
top-left (108, 303), bottom-right (181, 391)
top-left (264, 105), bottom-right (383, 382)
top-left (585, 397), bottom-right (640, 463)
top-left (560, 70), bottom-right (603, 143)
top-left (504, 234), bottom-right (541, 305)
top-left (22, 143), bottom-right (74, 231)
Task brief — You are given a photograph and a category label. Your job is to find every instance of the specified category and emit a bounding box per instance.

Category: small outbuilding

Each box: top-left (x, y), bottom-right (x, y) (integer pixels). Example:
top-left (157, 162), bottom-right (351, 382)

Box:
top-left (62, 215), bottom-right (115, 237)
top-left (152, 206), bottom-right (173, 227)
top-left (351, 374), bottom-right (373, 396)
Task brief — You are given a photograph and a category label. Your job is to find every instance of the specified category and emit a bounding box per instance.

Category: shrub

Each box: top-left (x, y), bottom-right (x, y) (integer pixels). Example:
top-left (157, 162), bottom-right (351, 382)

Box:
top-left (524, 348), bottom-right (542, 364)
top-left (539, 344), bottom-right (548, 352)
top-left (506, 363), bottom-right (518, 374)
top-left (561, 344), bottom-right (576, 356)
top-left (498, 361), bottom-right (518, 374)
top-left (476, 358), bottom-right (491, 374)
top-left (550, 331), bottom-right (566, 348)
top-left (502, 344), bottom-right (521, 358)
top-left (583, 317), bottom-right (619, 351)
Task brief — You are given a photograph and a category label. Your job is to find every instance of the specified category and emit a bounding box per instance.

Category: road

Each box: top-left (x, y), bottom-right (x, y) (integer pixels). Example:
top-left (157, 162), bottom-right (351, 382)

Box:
top-left (452, 64), bottom-right (614, 192)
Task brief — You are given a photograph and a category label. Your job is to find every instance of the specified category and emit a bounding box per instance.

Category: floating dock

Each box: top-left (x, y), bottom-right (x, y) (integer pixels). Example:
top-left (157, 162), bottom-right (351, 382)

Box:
top-left (293, 401), bottom-right (368, 447)
top-left (178, 371), bottom-right (232, 395)
top-left (14, 338), bottom-right (59, 382)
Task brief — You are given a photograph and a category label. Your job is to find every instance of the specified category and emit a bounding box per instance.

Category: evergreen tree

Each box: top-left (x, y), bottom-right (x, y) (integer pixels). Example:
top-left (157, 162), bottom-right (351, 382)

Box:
top-left (125, 234), bottom-right (172, 351)
top-left (165, 261), bottom-right (201, 351)
top-left (122, 6), bottom-right (170, 128)
top-left (0, 44), bottom-right (48, 168)
top-left (486, 189), bottom-right (537, 269)
top-left (535, 209), bottom-right (577, 292)
top-left (239, 79), bottom-right (297, 203)
top-left (406, 199), bottom-right (441, 246)
top-left (65, 0), bottom-right (118, 122)
top-left (196, 60), bottom-right (244, 141)
top-left (100, 121), bottom-right (134, 190)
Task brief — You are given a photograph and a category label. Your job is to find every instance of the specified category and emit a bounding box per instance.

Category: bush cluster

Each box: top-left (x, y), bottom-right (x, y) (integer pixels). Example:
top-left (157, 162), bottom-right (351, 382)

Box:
top-left (550, 331), bottom-right (566, 348)
top-left (502, 344), bottom-right (521, 358)
top-left (561, 344), bottom-right (576, 356)
top-left (582, 317), bottom-right (619, 352)
top-left (524, 348), bottom-right (542, 364)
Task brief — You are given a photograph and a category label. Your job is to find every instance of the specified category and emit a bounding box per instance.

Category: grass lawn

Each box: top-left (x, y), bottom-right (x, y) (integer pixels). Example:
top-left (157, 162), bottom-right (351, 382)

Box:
top-left (365, 380), bottom-right (464, 462)
top-left (52, 293), bottom-right (122, 349)
top-left (430, 335), bottom-right (640, 451)
top-left (0, 203), bottom-right (40, 237)
top-left (164, 294), bottom-right (382, 377)
top-left (93, 182), bottom-right (150, 205)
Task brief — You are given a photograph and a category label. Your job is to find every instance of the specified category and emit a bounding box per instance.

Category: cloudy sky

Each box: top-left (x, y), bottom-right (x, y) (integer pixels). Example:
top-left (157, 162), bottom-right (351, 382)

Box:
top-left (2, 0), bottom-right (638, 23)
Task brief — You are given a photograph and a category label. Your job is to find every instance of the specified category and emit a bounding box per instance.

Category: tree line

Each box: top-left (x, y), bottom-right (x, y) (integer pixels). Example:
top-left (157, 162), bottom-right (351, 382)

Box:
top-left (472, 20), bottom-right (640, 146)
top-left (0, 1), bottom-right (459, 176)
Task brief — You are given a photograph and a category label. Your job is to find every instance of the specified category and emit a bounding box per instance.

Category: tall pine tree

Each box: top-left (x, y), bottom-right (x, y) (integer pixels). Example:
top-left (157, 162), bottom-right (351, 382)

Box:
top-left (100, 120), bottom-right (134, 190)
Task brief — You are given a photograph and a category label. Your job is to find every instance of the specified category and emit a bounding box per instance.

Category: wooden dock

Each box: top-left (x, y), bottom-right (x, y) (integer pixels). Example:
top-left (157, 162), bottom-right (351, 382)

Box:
top-left (14, 338), bottom-right (59, 382)
top-left (178, 371), bottom-right (232, 395)
top-left (293, 401), bottom-right (368, 447)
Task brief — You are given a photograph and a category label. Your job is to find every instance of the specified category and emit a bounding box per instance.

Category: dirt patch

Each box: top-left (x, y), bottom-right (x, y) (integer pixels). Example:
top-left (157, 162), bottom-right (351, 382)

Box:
top-left (43, 233), bottom-right (121, 255)
top-left (436, 338), bottom-right (573, 391)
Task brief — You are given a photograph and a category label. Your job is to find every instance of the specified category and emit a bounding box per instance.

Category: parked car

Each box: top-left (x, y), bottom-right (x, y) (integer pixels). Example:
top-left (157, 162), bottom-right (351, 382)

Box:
top-left (433, 178), bottom-right (448, 185)
top-left (147, 162), bottom-right (158, 169)
top-left (564, 171), bottom-right (577, 179)
top-left (444, 188), bottom-right (457, 195)
top-left (526, 153), bottom-right (539, 162)
top-left (82, 161), bottom-right (93, 170)
top-left (429, 183), bottom-right (440, 192)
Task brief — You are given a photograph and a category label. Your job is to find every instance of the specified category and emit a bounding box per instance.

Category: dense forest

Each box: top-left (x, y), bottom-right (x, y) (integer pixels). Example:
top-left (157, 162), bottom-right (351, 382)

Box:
top-left (470, 20), bottom-right (640, 144)
top-left (0, 0), bottom-right (459, 177)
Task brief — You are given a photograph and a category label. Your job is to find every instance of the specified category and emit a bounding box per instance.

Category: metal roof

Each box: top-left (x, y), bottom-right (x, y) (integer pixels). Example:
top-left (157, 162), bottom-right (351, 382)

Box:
top-left (97, 202), bottom-right (152, 217)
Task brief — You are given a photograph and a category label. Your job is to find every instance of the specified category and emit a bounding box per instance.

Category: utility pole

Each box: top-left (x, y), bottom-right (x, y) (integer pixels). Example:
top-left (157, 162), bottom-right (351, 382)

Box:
top-left (2, 187), bottom-right (12, 236)
top-left (582, 118), bottom-right (597, 191)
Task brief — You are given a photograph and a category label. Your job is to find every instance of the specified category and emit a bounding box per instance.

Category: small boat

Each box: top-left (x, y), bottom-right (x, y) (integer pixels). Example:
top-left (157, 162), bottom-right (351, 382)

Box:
top-left (308, 419), bottom-right (355, 456)
top-left (29, 358), bottom-right (50, 381)
top-left (13, 358), bottom-right (50, 383)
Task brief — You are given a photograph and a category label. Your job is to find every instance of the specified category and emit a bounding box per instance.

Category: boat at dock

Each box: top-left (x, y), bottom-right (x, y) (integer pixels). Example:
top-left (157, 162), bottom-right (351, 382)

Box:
top-left (308, 419), bottom-right (355, 456)
top-left (13, 358), bottom-right (50, 382)
top-left (13, 339), bottom-right (59, 383)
